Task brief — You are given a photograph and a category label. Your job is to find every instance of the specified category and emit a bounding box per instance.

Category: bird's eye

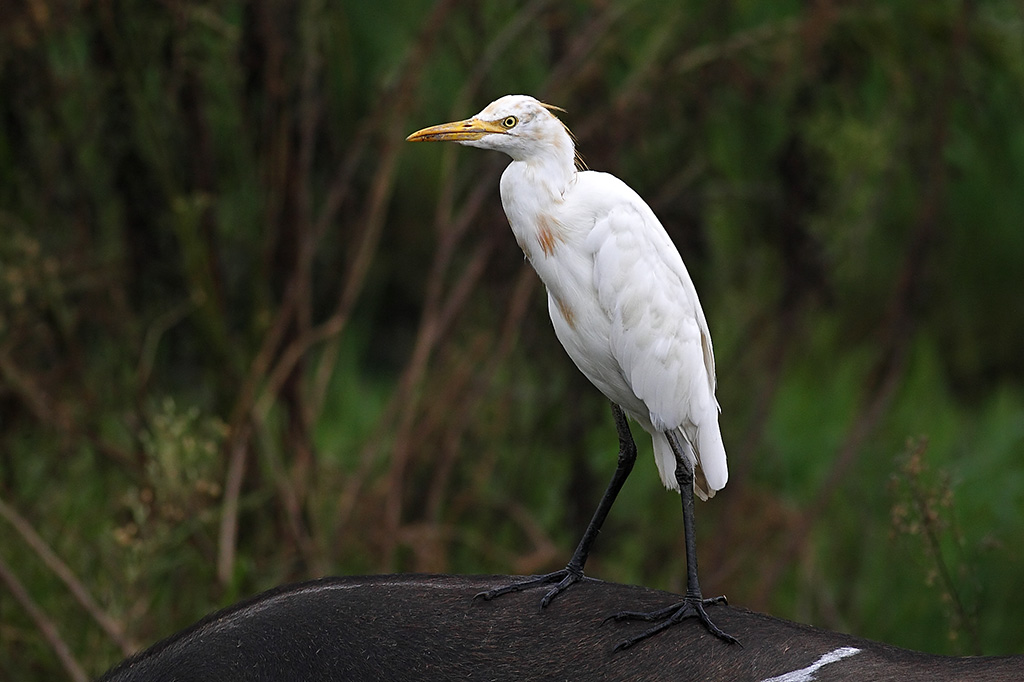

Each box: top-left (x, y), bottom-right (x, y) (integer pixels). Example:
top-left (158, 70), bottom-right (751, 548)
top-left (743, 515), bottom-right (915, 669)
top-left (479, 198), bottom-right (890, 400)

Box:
top-left (501, 116), bottom-right (518, 129)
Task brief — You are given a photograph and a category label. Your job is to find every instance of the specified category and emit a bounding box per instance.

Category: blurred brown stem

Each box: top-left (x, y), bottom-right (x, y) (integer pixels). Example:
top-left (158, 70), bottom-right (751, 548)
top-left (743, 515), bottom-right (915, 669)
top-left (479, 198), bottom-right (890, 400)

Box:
top-left (0, 548), bottom-right (89, 682)
top-left (377, 0), bottom-right (631, 568)
top-left (756, 0), bottom-right (970, 598)
top-left (0, 496), bottom-right (136, 654)
top-left (902, 439), bottom-right (981, 653)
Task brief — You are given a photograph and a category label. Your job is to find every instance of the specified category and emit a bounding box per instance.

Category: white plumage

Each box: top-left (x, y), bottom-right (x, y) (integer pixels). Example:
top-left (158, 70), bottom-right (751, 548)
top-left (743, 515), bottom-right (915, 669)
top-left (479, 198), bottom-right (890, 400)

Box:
top-left (409, 95), bottom-right (727, 500)
top-left (407, 94), bottom-right (737, 648)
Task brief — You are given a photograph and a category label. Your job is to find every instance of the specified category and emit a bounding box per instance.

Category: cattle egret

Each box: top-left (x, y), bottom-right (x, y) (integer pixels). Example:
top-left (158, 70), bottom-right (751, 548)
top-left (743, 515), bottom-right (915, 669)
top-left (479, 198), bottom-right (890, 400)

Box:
top-left (406, 95), bottom-right (736, 648)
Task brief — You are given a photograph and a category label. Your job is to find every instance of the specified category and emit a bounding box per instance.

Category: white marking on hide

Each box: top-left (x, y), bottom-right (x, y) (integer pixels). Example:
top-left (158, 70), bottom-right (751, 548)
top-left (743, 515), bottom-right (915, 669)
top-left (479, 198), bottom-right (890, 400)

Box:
top-left (237, 579), bottom-right (466, 619)
top-left (760, 647), bottom-right (863, 682)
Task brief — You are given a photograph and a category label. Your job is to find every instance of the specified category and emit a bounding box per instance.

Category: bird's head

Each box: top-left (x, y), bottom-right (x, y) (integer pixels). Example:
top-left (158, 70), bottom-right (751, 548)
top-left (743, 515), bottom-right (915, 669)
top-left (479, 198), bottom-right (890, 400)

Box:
top-left (406, 95), bottom-right (577, 165)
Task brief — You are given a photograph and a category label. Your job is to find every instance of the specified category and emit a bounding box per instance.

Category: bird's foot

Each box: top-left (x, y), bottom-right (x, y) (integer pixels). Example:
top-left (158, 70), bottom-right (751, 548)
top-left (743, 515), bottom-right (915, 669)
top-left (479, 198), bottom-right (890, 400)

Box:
top-left (606, 594), bottom-right (739, 650)
top-left (474, 566), bottom-right (585, 607)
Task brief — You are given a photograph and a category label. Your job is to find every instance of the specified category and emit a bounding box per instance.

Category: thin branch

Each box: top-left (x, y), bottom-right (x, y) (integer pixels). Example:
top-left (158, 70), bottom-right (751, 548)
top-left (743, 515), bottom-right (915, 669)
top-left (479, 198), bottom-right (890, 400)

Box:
top-left (0, 550), bottom-right (88, 682)
top-left (216, 423), bottom-right (251, 585)
top-left (217, 279), bottom-right (300, 585)
top-left (375, 0), bottom-right (632, 566)
top-left (378, 214), bottom-right (501, 564)
top-left (0, 346), bottom-right (66, 430)
top-left (251, 410), bottom-right (321, 571)
top-left (424, 266), bottom-right (538, 523)
top-left (293, 0), bottom-right (326, 345)
top-left (670, 16), bottom-right (801, 77)
top-left (136, 295), bottom-right (201, 393)
top-left (756, 0), bottom-right (970, 597)
top-left (0, 347), bottom-right (136, 471)
top-left (901, 439), bottom-right (981, 653)
top-left (304, 0), bottom-right (463, 420)
top-left (0, 497), bottom-right (136, 655)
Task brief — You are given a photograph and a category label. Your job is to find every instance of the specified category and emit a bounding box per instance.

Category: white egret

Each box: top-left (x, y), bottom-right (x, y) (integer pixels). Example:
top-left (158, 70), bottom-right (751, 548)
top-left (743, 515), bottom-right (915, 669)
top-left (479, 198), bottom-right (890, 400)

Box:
top-left (406, 95), bottom-right (735, 648)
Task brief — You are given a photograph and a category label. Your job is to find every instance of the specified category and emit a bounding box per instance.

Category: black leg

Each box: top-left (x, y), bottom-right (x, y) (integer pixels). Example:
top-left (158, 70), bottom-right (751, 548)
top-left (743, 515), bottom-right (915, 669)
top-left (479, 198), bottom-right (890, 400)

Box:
top-left (607, 430), bottom-right (738, 649)
top-left (476, 403), bottom-right (637, 606)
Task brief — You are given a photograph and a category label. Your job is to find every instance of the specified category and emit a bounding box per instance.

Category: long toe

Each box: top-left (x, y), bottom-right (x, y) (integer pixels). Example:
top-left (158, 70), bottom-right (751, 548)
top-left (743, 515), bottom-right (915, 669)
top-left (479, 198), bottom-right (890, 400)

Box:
top-left (474, 568), bottom-right (583, 605)
top-left (606, 594), bottom-right (725, 624)
top-left (690, 598), bottom-right (740, 646)
top-left (610, 598), bottom-right (739, 651)
top-left (539, 568), bottom-right (584, 607)
top-left (605, 602), bottom-right (680, 624)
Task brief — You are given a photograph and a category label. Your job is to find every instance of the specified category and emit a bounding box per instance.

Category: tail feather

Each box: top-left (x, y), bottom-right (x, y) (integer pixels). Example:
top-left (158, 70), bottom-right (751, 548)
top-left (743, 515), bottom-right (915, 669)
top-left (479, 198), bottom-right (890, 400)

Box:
top-left (651, 425), bottom-right (727, 502)
top-left (697, 421), bottom-right (728, 493)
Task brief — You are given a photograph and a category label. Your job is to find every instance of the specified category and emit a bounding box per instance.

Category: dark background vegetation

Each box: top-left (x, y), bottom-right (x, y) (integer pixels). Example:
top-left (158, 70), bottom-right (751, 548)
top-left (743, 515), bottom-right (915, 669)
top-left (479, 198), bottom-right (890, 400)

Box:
top-left (1, 0), bottom-right (1022, 679)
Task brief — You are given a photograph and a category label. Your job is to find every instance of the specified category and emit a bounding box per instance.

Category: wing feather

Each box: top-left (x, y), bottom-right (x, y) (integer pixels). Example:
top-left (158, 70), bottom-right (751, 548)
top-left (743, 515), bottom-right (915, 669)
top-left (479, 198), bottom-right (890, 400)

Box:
top-left (588, 200), bottom-right (727, 492)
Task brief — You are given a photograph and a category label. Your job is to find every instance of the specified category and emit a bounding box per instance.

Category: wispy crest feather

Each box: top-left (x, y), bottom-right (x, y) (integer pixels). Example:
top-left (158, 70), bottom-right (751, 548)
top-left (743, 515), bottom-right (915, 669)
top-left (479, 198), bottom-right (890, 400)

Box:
top-left (541, 101), bottom-right (587, 171)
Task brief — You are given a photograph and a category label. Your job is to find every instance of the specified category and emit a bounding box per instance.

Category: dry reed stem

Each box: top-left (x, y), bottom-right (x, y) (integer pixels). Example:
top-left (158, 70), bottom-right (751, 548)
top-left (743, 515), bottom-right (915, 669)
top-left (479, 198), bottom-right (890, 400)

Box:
top-left (0, 497), bottom-right (136, 655)
top-left (0, 551), bottom-right (88, 682)
top-left (216, 0), bottom-right (461, 578)
top-left (217, 280), bottom-right (299, 584)
top-left (755, 0), bottom-right (970, 597)
top-left (377, 0), bottom-right (629, 567)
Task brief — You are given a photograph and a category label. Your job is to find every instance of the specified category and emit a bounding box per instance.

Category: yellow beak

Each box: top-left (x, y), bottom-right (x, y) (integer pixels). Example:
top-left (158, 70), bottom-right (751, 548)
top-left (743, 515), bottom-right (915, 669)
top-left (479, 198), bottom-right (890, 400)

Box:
top-left (406, 117), bottom-right (507, 143)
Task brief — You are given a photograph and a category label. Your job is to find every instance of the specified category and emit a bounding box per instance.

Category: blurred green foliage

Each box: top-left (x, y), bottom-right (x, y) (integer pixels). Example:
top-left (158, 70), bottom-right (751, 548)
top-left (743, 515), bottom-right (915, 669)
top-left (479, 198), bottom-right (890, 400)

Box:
top-left (1, 0), bottom-right (1022, 678)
